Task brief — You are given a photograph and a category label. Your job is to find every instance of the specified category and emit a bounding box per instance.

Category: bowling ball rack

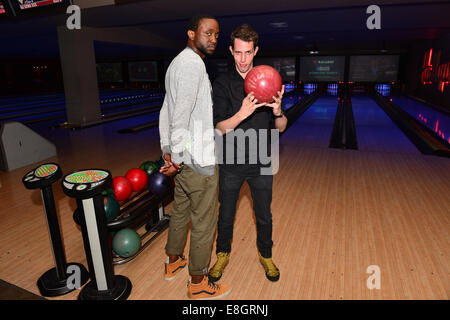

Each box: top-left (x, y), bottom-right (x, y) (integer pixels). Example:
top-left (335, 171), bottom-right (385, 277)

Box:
top-left (74, 186), bottom-right (173, 265)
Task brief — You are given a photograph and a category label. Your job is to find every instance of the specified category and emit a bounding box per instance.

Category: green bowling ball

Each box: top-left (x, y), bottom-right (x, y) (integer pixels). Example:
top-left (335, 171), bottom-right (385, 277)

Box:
top-left (102, 188), bottom-right (116, 198)
top-left (103, 195), bottom-right (120, 222)
top-left (112, 228), bottom-right (141, 258)
top-left (139, 161), bottom-right (160, 176)
top-left (156, 156), bottom-right (165, 167)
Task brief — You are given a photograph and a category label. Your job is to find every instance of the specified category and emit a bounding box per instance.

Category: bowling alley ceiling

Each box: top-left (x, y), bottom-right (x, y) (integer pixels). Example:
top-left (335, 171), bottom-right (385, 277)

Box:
top-left (0, 0), bottom-right (449, 58)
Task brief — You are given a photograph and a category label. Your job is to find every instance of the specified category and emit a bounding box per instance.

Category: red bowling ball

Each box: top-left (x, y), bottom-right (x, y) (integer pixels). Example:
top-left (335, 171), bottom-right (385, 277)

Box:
top-left (112, 176), bottom-right (133, 201)
top-left (125, 168), bottom-right (148, 192)
top-left (244, 65), bottom-right (282, 103)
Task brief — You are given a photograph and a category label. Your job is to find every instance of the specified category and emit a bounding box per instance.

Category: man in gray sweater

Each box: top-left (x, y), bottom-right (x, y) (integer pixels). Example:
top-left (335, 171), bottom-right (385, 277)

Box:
top-left (158, 14), bottom-right (231, 300)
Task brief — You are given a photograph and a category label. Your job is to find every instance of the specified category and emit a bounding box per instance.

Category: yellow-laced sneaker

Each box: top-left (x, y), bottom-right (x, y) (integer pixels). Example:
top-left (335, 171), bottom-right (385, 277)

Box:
top-left (164, 255), bottom-right (187, 281)
top-left (187, 276), bottom-right (232, 300)
top-left (208, 252), bottom-right (230, 282)
top-left (258, 252), bottom-right (280, 282)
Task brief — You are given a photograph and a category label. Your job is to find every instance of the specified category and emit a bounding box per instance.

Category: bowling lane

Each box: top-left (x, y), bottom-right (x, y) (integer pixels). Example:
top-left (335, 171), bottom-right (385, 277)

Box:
top-left (101, 96), bottom-right (163, 116)
top-left (281, 94), bottom-right (338, 148)
top-left (283, 85), bottom-right (319, 111)
top-left (26, 108), bottom-right (162, 155)
top-left (389, 95), bottom-right (450, 145)
top-left (351, 94), bottom-right (420, 154)
top-left (0, 90), bottom-right (164, 126)
top-left (283, 92), bottom-right (302, 111)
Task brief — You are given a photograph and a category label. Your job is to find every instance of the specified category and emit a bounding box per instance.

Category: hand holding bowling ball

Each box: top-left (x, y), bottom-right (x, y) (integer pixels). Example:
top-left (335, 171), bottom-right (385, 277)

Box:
top-left (244, 65), bottom-right (282, 103)
top-left (236, 92), bottom-right (266, 121)
top-left (264, 84), bottom-right (285, 116)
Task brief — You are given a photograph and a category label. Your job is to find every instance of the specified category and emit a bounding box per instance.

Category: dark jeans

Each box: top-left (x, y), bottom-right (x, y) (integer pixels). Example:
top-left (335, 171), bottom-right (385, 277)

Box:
top-left (216, 167), bottom-right (274, 258)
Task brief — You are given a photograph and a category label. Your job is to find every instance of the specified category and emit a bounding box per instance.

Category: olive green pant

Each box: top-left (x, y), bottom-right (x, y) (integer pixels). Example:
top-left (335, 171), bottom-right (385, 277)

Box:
top-left (165, 165), bottom-right (218, 276)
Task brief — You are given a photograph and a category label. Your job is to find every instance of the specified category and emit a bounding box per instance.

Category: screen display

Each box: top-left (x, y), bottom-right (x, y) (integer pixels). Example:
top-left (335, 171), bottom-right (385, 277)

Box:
top-left (96, 63), bottom-right (123, 83)
top-left (16, 0), bottom-right (62, 10)
top-left (0, 1), bottom-right (6, 14)
top-left (300, 56), bottom-right (345, 82)
top-left (255, 57), bottom-right (296, 82)
top-left (128, 61), bottom-right (158, 82)
top-left (349, 55), bottom-right (399, 82)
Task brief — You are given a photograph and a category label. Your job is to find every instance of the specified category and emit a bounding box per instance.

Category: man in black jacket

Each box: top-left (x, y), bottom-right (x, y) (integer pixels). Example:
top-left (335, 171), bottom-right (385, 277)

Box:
top-left (210, 24), bottom-right (287, 283)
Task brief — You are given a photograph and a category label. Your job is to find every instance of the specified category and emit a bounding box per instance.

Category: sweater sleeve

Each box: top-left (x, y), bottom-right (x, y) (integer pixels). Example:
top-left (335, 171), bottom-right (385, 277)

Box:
top-left (169, 60), bottom-right (203, 155)
top-left (158, 96), bottom-right (171, 155)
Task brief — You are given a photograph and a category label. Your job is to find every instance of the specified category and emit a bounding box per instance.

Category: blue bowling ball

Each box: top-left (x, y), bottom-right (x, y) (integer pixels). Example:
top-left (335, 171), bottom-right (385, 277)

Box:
top-left (148, 172), bottom-right (172, 196)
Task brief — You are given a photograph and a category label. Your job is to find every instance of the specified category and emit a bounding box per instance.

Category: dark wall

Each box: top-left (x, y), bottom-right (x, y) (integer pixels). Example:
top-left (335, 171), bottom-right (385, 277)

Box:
top-left (0, 58), bottom-right (166, 96)
top-left (0, 60), bottom-right (64, 96)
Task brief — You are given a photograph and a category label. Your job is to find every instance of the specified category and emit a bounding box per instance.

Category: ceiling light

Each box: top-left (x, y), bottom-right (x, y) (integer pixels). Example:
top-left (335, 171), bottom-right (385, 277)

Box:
top-left (270, 22), bottom-right (288, 29)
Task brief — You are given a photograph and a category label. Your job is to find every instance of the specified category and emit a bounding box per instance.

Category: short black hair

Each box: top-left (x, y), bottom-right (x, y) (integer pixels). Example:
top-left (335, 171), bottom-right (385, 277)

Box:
top-left (187, 14), bottom-right (216, 32)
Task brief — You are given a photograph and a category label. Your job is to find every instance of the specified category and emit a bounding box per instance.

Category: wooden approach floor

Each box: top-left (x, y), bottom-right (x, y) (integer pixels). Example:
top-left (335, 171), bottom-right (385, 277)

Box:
top-left (0, 119), bottom-right (448, 300)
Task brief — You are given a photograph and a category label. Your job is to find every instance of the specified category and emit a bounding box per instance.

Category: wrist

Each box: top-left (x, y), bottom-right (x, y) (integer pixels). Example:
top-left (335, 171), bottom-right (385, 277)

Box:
top-left (273, 109), bottom-right (284, 118)
top-left (171, 162), bottom-right (184, 173)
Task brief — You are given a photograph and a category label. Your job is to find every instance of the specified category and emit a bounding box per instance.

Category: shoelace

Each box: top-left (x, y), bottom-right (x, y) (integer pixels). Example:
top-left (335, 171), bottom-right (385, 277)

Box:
top-left (187, 278), bottom-right (220, 290)
top-left (207, 279), bottom-right (220, 290)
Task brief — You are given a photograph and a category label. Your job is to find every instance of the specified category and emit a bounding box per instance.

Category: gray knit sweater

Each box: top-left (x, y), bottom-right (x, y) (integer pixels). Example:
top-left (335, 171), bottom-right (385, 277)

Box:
top-left (159, 47), bottom-right (216, 176)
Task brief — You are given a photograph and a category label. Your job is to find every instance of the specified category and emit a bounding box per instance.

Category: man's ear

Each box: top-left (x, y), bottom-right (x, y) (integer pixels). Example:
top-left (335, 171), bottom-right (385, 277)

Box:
top-left (229, 45), bottom-right (234, 55)
top-left (254, 46), bottom-right (259, 56)
top-left (187, 30), bottom-right (195, 41)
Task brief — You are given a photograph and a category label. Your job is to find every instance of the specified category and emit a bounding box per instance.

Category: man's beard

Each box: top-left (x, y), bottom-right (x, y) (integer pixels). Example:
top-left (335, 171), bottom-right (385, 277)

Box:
top-left (197, 43), bottom-right (214, 56)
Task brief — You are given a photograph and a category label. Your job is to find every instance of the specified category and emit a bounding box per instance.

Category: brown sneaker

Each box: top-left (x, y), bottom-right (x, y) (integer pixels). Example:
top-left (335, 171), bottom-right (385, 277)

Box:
top-left (164, 255), bottom-right (187, 281)
top-left (187, 276), bottom-right (232, 300)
